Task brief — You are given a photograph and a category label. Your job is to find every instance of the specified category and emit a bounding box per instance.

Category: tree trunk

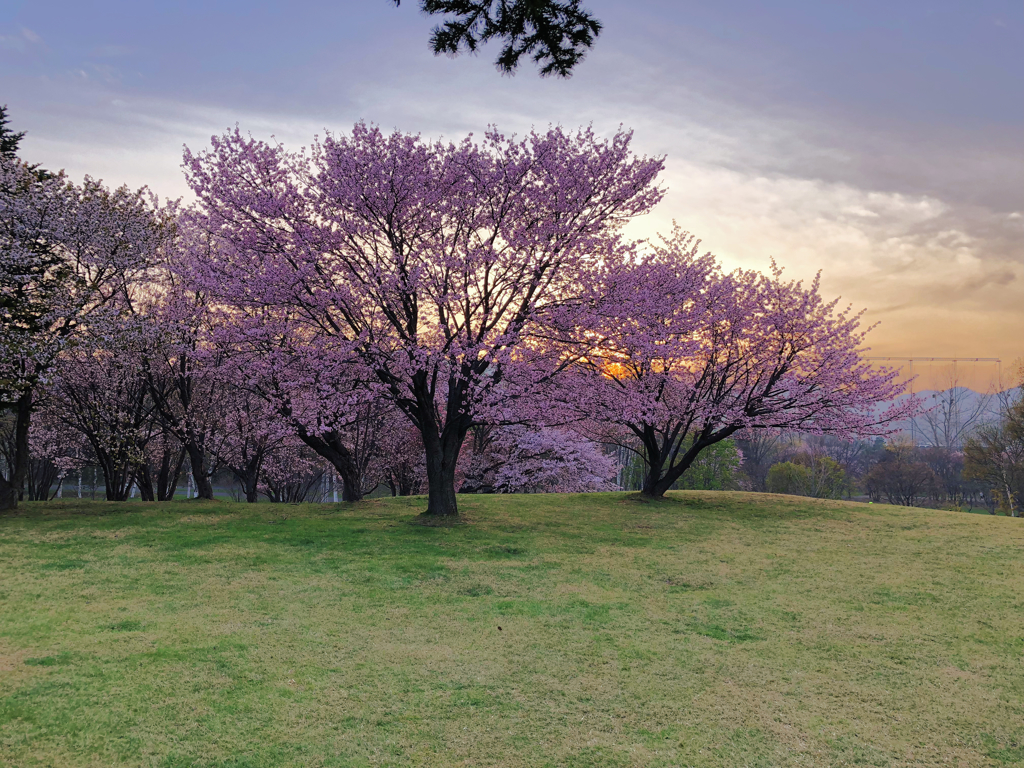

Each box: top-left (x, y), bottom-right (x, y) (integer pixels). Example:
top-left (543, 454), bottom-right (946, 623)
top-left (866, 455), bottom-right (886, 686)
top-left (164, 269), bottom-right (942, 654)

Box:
top-left (638, 426), bottom-right (740, 499)
top-left (135, 464), bottom-right (156, 501)
top-left (639, 432), bottom-right (668, 498)
top-left (26, 462), bottom-right (44, 501)
top-left (1, 392), bottom-right (34, 510)
top-left (424, 445), bottom-right (460, 516)
top-left (0, 474), bottom-right (16, 512)
top-left (97, 451), bottom-right (134, 501)
top-left (230, 461), bottom-right (261, 503)
top-left (294, 428), bottom-right (364, 502)
top-left (1003, 473), bottom-right (1018, 517)
top-left (641, 466), bottom-right (679, 499)
top-left (157, 447), bottom-right (186, 501)
top-left (11, 391), bottom-right (32, 503)
top-left (338, 462), bottom-right (362, 502)
top-left (184, 443), bottom-right (214, 499)
top-left (420, 421), bottom-right (466, 516)
top-left (28, 459), bottom-right (60, 501)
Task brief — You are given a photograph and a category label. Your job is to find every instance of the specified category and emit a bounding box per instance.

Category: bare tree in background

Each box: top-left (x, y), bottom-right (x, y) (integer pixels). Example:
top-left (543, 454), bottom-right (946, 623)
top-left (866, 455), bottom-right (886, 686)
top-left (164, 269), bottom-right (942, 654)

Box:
top-left (964, 364), bottom-right (1024, 516)
top-left (915, 368), bottom-right (997, 450)
top-left (864, 441), bottom-right (937, 507)
top-left (803, 434), bottom-right (885, 495)
top-left (735, 430), bottom-right (786, 491)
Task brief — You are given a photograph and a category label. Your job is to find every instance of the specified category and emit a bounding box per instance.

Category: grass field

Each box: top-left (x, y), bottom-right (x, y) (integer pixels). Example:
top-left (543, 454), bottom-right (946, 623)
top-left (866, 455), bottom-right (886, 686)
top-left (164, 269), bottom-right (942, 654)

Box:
top-left (1, 492), bottom-right (1022, 767)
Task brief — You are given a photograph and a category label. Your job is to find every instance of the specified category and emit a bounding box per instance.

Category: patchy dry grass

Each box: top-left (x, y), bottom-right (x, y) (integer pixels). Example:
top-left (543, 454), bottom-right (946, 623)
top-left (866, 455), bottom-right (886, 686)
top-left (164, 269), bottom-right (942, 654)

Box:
top-left (1, 492), bottom-right (1022, 767)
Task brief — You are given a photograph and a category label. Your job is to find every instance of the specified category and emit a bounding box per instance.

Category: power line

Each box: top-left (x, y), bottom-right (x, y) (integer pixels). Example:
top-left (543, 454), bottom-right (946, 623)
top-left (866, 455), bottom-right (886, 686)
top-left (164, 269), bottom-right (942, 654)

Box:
top-left (863, 357), bottom-right (1000, 362)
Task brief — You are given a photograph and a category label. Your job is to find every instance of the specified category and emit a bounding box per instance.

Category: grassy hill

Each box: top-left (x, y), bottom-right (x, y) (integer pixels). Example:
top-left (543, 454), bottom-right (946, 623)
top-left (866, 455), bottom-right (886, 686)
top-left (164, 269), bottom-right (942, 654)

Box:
top-left (1, 492), bottom-right (1021, 767)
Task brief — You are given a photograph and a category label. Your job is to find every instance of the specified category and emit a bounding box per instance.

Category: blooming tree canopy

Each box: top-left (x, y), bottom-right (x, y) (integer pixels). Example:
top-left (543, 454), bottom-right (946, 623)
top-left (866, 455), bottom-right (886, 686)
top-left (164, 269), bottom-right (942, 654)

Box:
top-left (0, 154), bottom-right (161, 509)
top-left (182, 123), bottom-right (664, 516)
top-left (461, 424), bottom-right (615, 493)
top-left (45, 343), bottom-right (158, 501)
top-left (5, 110), bottom-right (922, 511)
top-left (571, 232), bottom-right (915, 497)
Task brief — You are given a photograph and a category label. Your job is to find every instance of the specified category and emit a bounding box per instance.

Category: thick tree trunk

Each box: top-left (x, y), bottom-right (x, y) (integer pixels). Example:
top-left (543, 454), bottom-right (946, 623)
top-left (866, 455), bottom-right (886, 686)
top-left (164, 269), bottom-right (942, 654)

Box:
top-left (420, 422), bottom-right (466, 517)
top-left (638, 426), bottom-right (740, 499)
top-left (424, 447), bottom-right (460, 515)
top-left (1, 392), bottom-right (34, 510)
top-left (339, 465), bottom-right (362, 501)
top-left (641, 452), bottom-right (683, 498)
top-left (230, 460), bottom-right (261, 503)
top-left (643, 473), bottom-right (682, 498)
top-left (404, 371), bottom-right (473, 516)
top-left (639, 431), bottom-right (668, 498)
top-left (184, 443), bottom-right (214, 499)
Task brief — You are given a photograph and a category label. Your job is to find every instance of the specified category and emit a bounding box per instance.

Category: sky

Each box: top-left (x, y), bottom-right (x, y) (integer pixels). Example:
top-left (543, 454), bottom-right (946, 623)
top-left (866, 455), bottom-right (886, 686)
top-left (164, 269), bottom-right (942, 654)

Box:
top-left (2, 0), bottom-right (1022, 388)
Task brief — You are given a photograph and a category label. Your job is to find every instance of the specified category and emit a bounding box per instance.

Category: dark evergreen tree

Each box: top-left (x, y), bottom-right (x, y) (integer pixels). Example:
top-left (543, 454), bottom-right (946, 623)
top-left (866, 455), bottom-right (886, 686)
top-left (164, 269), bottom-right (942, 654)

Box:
top-left (0, 105), bottom-right (26, 160)
top-left (394, 0), bottom-right (601, 76)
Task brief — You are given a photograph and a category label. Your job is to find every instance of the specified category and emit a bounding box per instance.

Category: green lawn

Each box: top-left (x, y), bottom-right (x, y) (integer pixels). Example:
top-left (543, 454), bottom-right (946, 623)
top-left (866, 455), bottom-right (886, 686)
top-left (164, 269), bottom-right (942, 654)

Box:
top-left (1, 493), bottom-right (1022, 767)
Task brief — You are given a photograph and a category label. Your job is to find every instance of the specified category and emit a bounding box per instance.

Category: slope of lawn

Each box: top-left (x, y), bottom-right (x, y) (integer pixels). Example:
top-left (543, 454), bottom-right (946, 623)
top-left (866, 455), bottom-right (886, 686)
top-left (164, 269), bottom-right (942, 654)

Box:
top-left (0, 492), bottom-right (1022, 767)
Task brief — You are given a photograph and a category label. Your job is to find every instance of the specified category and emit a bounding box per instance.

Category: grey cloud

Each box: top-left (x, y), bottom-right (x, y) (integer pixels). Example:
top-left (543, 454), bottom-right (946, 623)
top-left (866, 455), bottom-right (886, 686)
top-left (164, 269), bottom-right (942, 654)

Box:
top-left (1, 0), bottom-right (1018, 360)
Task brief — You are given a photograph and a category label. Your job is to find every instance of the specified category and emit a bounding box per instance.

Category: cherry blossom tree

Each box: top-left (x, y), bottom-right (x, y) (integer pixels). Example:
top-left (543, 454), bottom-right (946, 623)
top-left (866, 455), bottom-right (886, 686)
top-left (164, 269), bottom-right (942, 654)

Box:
top-left (196, 303), bottom-right (386, 502)
top-left (206, 386), bottom-right (291, 503)
top-left (1, 154), bottom-right (161, 509)
top-left (1, 406), bottom-right (87, 500)
top-left (182, 123), bottom-right (663, 516)
top-left (129, 234), bottom-right (229, 501)
top-left (258, 442), bottom-right (328, 503)
top-left (460, 424), bottom-right (614, 493)
top-left (141, 335), bottom-right (224, 500)
top-left (135, 430), bottom-right (186, 501)
top-left (572, 232), bottom-right (916, 498)
top-left (45, 344), bottom-right (159, 501)
top-left (375, 420), bottom-right (428, 496)
top-left (25, 409), bottom-right (91, 500)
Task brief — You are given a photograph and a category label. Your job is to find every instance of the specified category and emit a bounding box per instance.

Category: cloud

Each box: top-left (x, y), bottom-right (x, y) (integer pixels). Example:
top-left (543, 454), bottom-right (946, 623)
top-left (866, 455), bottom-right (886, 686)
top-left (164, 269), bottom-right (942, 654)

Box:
top-left (12, 85), bottom-right (1021, 363)
top-left (2, 6), bottom-right (1019, 363)
top-left (635, 158), bottom-right (1023, 360)
top-left (0, 26), bottom-right (41, 51)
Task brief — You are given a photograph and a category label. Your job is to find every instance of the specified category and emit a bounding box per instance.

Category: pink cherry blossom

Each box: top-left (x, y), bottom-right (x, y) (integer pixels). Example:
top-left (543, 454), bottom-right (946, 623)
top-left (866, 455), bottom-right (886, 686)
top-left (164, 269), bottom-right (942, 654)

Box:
top-left (181, 123), bottom-right (665, 515)
top-left (564, 230), bottom-right (918, 497)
